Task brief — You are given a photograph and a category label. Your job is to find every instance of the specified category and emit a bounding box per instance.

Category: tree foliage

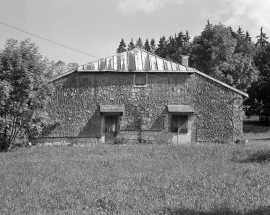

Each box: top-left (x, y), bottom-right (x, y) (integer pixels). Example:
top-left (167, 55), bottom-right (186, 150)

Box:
top-left (190, 23), bottom-right (258, 91)
top-left (44, 59), bottom-right (78, 80)
top-left (136, 37), bottom-right (143, 49)
top-left (128, 38), bottom-right (135, 50)
top-left (150, 38), bottom-right (156, 53)
top-left (256, 27), bottom-right (269, 47)
top-left (144, 39), bottom-right (150, 52)
top-left (244, 44), bottom-right (270, 123)
top-left (0, 39), bottom-right (55, 151)
top-left (116, 38), bottom-right (127, 53)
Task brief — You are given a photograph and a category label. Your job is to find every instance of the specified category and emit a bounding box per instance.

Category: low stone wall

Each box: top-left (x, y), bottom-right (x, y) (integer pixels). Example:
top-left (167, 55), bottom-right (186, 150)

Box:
top-left (32, 130), bottom-right (196, 146)
top-left (30, 137), bottom-right (100, 147)
top-left (118, 130), bottom-right (193, 144)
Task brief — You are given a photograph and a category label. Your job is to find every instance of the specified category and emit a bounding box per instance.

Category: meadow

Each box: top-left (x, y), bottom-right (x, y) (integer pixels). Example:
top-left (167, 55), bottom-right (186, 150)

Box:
top-left (1, 122), bottom-right (270, 214)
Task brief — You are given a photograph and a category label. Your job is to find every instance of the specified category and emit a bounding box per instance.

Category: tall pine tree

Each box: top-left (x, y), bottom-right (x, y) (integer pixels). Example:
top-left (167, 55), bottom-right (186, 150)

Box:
top-left (116, 38), bottom-right (127, 53)
top-left (136, 37), bottom-right (143, 48)
top-left (155, 36), bottom-right (167, 58)
top-left (256, 27), bottom-right (269, 47)
top-left (144, 39), bottom-right (150, 52)
top-left (128, 38), bottom-right (135, 50)
top-left (150, 38), bottom-right (156, 53)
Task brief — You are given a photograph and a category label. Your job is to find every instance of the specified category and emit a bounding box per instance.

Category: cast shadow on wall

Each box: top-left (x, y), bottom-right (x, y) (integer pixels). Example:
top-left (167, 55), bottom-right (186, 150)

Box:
top-left (150, 113), bottom-right (174, 144)
top-left (78, 108), bottom-right (102, 138)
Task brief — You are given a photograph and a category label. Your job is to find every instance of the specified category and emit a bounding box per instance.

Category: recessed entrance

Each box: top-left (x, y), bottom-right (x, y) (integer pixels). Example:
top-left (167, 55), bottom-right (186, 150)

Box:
top-left (99, 105), bottom-right (124, 144)
top-left (104, 115), bottom-right (119, 144)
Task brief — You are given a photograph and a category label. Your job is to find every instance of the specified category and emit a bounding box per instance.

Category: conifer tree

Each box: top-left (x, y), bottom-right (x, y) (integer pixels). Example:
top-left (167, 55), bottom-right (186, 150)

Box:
top-left (144, 39), bottom-right (151, 52)
top-left (155, 36), bottom-right (167, 58)
top-left (256, 27), bottom-right (269, 47)
top-left (150, 38), bottom-right (156, 53)
top-left (116, 38), bottom-right (127, 53)
top-left (136, 37), bottom-right (143, 48)
top-left (237, 27), bottom-right (245, 40)
top-left (176, 31), bottom-right (184, 47)
top-left (128, 38), bottom-right (135, 50)
top-left (183, 30), bottom-right (190, 42)
top-left (245, 31), bottom-right (252, 43)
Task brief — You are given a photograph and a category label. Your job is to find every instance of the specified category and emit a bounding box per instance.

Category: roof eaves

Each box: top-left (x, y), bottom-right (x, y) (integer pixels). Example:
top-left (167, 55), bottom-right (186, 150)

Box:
top-left (48, 69), bottom-right (77, 83)
top-left (194, 70), bottom-right (249, 98)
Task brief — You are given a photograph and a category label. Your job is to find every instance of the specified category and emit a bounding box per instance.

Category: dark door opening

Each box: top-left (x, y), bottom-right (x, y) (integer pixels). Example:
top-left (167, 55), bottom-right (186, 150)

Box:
top-left (104, 115), bottom-right (119, 144)
top-left (171, 115), bottom-right (188, 134)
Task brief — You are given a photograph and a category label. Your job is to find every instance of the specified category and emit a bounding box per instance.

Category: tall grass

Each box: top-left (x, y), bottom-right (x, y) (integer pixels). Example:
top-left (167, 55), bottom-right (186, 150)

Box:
top-left (1, 144), bottom-right (270, 214)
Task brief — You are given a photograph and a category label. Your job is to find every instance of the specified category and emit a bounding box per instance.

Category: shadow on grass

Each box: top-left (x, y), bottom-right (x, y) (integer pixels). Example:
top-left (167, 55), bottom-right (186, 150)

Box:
top-left (232, 150), bottom-right (270, 164)
top-left (154, 206), bottom-right (270, 215)
top-left (243, 120), bottom-right (270, 134)
top-left (253, 138), bottom-right (270, 141)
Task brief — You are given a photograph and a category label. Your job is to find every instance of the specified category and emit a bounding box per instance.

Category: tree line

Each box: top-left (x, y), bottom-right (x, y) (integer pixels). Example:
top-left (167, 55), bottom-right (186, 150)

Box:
top-left (117, 21), bottom-right (270, 124)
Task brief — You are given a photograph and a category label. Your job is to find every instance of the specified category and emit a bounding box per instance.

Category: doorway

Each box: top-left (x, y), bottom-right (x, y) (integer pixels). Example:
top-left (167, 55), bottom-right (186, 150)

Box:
top-left (104, 115), bottom-right (119, 144)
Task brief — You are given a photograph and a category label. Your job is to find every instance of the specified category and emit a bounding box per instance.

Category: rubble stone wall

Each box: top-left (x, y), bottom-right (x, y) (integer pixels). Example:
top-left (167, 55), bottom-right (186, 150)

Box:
top-left (42, 72), bottom-right (244, 143)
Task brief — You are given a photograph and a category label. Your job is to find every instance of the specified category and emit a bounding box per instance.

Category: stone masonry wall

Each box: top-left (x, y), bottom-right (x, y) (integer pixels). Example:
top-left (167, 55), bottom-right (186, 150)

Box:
top-left (44, 72), bottom-right (243, 143)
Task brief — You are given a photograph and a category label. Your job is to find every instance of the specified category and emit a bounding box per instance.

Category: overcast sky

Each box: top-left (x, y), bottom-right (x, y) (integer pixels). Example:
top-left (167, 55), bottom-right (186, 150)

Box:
top-left (1, 0), bottom-right (270, 65)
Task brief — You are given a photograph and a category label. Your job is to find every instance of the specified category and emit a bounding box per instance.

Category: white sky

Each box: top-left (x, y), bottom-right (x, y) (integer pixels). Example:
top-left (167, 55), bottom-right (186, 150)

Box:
top-left (0, 0), bottom-right (269, 65)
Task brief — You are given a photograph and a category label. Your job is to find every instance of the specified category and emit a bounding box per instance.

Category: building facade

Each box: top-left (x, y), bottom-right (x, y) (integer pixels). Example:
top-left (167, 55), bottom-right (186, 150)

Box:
top-left (39, 48), bottom-right (248, 145)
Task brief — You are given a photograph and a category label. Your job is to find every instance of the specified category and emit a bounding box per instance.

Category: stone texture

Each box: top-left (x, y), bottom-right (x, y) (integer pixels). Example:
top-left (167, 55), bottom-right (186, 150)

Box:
top-left (43, 72), bottom-right (244, 143)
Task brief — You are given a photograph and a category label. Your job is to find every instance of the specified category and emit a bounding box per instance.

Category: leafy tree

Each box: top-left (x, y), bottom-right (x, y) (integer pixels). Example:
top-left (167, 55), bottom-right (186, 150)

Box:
top-left (136, 37), bottom-right (143, 49)
top-left (0, 39), bottom-right (54, 151)
top-left (128, 38), bottom-right (135, 50)
top-left (116, 38), bottom-right (127, 53)
top-left (190, 23), bottom-right (258, 91)
top-left (67, 62), bottom-right (79, 71)
top-left (43, 59), bottom-right (78, 79)
top-left (150, 38), bottom-right (156, 53)
top-left (244, 44), bottom-right (270, 124)
top-left (144, 39), bottom-right (150, 52)
top-left (256, 27), bottom-right (269, 47)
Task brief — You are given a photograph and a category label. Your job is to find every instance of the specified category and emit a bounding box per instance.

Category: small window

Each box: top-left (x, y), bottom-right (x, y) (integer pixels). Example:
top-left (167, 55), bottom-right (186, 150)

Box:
top-left (171, 115), bottom-right (188, 133)
top-left (135, 73), bottom-right (147, 86)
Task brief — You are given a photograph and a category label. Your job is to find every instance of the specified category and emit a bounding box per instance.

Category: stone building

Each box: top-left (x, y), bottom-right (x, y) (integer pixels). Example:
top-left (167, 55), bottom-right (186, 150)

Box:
top-left (40, 48), bottom-right (248, 145)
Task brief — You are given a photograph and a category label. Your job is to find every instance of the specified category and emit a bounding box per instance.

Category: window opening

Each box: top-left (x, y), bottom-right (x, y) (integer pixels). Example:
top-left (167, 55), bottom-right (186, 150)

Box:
top-left (135, 73), bottom-right (147, 85)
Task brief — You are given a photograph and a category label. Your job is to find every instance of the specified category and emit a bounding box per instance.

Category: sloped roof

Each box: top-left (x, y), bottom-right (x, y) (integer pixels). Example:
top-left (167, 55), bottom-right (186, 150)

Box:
top-left (77, 47), bottom-right (194, 72)
top-left (50, 47), bottom-right (248, 97)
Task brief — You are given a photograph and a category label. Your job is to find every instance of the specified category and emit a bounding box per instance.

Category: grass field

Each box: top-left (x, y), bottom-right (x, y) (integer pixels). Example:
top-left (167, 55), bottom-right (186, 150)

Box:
top-left (243, 120), bottom-right (270, 145)
top-left (1, 139), bottom-right (270, 214)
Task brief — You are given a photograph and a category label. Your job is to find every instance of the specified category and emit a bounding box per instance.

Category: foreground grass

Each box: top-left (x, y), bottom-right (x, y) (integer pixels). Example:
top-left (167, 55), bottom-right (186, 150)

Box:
top-left (1, 144), bottom-right (270, 215)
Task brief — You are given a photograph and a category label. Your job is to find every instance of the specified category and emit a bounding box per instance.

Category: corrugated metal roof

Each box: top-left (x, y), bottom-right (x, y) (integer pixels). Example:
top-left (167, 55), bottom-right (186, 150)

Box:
top-left (167, 105), bottom-right (195, 113)
top-left (77, 48), bottom-right (194, 73)
top-left (100, 105), bottom-right (124, 113)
